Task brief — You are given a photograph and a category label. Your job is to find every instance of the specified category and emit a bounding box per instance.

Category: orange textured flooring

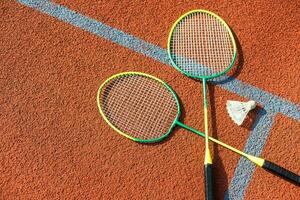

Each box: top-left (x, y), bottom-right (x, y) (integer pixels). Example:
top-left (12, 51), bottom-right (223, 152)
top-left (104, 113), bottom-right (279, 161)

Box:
top-left (1, 0), bottom-right (299, 199)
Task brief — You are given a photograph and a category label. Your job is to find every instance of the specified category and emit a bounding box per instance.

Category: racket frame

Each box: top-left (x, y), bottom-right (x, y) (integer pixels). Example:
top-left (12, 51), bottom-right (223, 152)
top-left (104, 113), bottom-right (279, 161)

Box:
top-left (97, 72), bottom-right (262, 165)
top-left (97, 72), bottom-right (181, 143)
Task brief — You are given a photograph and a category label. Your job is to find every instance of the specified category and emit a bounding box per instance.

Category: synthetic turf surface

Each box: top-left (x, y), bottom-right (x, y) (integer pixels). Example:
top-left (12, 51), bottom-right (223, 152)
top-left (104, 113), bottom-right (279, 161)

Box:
top-left (1, 0), bottom-right (299, 199)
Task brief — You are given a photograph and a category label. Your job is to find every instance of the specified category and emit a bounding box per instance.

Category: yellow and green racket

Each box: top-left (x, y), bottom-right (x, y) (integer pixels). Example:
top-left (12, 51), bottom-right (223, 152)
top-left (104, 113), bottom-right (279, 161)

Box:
top-left (167, 10), bottom-right (237, 199)
top-left (97, 72), bottom-right (300, 192)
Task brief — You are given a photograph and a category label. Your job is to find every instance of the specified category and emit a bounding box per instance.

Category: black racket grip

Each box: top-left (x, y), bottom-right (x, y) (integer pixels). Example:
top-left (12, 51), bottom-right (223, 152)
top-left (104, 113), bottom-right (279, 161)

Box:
top-left (262, 160), bottom-right (300, 185)
top-left (204, 164), bottom-right (214, 200)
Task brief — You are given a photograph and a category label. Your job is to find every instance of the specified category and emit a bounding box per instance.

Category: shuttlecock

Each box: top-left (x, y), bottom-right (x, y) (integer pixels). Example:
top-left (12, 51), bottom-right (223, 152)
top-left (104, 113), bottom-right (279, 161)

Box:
top-left (226, 100), bottom-right (256, 126)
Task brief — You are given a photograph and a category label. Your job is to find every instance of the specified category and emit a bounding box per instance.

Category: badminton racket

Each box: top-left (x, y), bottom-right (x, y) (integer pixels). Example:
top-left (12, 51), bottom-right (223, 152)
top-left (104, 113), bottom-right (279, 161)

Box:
top-left (97, 72), bottom-right (300, 188)
top-left (167, 10), bottom-right (237, 199)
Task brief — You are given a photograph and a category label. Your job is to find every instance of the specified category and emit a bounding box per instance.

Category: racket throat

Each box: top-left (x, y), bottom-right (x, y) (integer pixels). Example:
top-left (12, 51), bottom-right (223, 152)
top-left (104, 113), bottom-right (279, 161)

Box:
top-left (205, 149), bottom-right (213, 164)
top-left (246, 155), bottom-right (264, 167)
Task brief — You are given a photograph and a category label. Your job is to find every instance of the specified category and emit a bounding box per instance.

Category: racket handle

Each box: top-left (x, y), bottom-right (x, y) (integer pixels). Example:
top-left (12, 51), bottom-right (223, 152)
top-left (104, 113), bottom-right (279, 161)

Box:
top-left (262, 160), bottom-right (300, 185)
top-left (204, 164), bottom-right (214, 200)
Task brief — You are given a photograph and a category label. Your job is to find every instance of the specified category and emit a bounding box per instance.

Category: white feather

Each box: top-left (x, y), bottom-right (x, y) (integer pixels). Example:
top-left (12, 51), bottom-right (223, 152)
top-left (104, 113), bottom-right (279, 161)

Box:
top-left (226, 100), bottom-right (256, 126)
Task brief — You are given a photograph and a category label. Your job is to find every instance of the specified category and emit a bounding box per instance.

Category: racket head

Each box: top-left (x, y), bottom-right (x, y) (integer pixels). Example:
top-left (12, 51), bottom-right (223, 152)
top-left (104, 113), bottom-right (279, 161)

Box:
top-left (97, 72), bottom-right (180, 143)
top-left (167, 9), bottom-right (237, 79)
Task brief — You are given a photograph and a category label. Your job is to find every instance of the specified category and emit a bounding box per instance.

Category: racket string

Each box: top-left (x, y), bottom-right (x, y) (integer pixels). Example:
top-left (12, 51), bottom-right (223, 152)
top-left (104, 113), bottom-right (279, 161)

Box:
top-left (170, 11), bottom-right (235, 77)
top-left (100, 74), bottom-right (178, 140)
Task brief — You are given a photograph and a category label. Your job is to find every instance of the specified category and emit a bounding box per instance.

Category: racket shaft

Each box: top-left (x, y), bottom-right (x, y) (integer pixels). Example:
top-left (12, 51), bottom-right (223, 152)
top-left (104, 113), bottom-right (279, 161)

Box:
top-left (203, 79), bottom-right (211, 164)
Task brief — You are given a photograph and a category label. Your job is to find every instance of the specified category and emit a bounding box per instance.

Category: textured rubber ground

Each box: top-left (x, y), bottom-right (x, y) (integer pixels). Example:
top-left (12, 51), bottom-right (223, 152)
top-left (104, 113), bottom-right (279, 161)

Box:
top-left (1, 0), bottom-right (299, 199)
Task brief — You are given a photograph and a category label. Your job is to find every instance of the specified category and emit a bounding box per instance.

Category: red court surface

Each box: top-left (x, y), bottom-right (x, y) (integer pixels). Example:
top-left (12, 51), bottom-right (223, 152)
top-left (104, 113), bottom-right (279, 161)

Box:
top-left (1, 0), bottom-right (299, 199)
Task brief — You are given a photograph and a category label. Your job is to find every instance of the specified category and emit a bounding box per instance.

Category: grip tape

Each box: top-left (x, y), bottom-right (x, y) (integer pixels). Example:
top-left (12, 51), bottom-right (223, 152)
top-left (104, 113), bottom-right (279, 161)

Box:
top-left (262, 160), bottom-right (300, 185)
top-left (204, 164), bottom-right (214, 200)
